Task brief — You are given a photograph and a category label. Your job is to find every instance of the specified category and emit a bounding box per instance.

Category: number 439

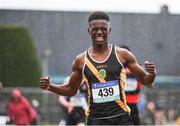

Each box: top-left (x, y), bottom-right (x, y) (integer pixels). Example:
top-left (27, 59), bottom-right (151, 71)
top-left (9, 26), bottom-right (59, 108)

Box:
top-left (98, 87), bottom-right (114, 97)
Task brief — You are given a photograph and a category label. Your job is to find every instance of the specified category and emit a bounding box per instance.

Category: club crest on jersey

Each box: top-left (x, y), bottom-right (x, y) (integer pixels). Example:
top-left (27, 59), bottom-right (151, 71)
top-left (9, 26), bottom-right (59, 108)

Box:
top-left (99, 69), bottom-right (106, 78)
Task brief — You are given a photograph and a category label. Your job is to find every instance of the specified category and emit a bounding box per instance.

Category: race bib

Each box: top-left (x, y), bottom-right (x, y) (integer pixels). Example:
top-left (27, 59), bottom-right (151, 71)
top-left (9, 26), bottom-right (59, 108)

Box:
top-left (92, 80), bottom-right (120, 103)
top-left (124, 78), bottom-right (138, 91)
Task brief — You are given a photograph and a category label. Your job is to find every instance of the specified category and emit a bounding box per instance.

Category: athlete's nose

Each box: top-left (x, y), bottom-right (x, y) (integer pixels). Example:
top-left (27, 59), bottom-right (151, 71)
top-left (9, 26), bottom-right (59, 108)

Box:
top-left (97, 28), bottom-right (103, 35)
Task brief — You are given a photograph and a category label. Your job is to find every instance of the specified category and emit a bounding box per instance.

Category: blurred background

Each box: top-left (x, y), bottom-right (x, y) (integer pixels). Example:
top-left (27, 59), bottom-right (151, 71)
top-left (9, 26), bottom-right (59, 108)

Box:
top-left (0, 0), bottom-right (180, 125)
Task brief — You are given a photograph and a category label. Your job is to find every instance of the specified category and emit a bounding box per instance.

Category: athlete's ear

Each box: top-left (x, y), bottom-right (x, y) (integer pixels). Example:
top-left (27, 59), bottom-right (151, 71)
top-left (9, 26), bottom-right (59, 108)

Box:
top-left (109, 27), bottom-right (112, 34)
top-left (88, 27), bottom-right (91, 34)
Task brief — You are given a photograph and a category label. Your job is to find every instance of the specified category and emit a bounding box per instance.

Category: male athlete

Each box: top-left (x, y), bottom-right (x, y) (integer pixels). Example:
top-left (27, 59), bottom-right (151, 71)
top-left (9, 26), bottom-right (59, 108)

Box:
top-left (40, 11), bottom-right (157, 125)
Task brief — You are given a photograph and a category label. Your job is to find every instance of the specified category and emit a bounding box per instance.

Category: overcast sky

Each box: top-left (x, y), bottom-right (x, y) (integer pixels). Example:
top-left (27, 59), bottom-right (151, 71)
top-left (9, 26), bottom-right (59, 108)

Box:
top-left (0, 0), bottom-right (180, 14)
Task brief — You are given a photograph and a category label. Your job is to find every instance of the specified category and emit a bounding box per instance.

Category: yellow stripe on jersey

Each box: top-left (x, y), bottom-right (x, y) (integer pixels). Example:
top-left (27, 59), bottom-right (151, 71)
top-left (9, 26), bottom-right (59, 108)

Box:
top-left (115, 69), bottom-right (131, 113)
top-left (115, 99), bottom-right (127, 111)
top-left (85, 58), bottom-right (106, 83)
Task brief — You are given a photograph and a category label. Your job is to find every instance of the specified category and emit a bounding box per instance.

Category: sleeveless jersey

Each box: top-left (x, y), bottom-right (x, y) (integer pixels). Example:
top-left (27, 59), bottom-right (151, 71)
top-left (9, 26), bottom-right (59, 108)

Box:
top-left (83, 45), bottom-right (130, 119)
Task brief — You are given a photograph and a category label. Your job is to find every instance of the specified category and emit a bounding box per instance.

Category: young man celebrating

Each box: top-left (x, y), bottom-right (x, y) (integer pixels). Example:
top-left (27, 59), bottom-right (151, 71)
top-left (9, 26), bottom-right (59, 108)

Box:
top-left (40, 11), bottom-right (157, 125)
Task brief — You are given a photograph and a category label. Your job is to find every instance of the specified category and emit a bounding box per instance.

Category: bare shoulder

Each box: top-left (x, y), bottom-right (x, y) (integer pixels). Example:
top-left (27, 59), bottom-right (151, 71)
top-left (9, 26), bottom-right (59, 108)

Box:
top-left (75, 51), bottom-right (86, 63)
top-left (116, 46), bottom-right (129, 56)
top-left (73, 51), bottom-right (86, 70)
top-left (115, 46), bottom-right (136, 65)
top-left (115, 46), bottom-right (131, 64)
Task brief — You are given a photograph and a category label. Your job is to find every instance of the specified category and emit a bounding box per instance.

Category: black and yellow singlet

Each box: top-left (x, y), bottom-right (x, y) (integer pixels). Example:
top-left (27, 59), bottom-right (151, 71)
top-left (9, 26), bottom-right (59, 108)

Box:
top-left (83, 45), bottom-right (130, 119)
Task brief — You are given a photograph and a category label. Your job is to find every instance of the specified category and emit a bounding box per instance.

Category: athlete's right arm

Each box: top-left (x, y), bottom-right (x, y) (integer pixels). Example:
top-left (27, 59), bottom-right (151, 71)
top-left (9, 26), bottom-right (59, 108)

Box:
top-left (39, 54), bottom-right (84, 96)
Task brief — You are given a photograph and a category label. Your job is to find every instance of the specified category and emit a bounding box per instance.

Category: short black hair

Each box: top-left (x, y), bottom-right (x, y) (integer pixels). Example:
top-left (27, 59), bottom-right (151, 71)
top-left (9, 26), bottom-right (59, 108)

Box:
top-left (88, 11), bottom-right (110, 23)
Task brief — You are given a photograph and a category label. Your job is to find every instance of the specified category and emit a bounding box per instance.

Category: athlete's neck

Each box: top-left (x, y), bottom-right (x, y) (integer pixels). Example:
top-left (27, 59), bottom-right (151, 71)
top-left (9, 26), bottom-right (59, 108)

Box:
top-left (89, 44), bottom-right (111, 62)
top-left (92, 43), bottom-right (109, 54)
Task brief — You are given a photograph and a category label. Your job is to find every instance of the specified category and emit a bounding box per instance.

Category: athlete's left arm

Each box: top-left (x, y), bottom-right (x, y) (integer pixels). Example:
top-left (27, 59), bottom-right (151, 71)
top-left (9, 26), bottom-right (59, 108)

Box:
top-left (116, 48), bottom-right (157, 87)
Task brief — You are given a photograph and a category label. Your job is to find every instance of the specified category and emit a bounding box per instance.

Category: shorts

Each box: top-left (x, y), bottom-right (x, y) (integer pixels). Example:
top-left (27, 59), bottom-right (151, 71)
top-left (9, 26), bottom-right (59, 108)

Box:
top-left (86, 113), bottom-right (132, 125)
top-left (128, 103), bottom-right (140, 125)
top-left (66, 107), bottom-right (86, 125)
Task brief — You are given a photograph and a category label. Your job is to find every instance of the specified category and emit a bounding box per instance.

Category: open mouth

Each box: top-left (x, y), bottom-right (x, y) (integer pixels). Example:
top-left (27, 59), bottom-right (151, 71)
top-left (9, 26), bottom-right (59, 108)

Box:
top-left (95, 36), bottom-right (104, 42)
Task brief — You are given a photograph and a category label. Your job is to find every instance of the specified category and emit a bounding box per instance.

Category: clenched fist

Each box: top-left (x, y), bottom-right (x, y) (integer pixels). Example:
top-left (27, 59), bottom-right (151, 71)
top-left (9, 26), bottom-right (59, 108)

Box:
top-left (144, 61), bottom-right (157, 76)
top-left (39, 76), bottom-right (51, 90)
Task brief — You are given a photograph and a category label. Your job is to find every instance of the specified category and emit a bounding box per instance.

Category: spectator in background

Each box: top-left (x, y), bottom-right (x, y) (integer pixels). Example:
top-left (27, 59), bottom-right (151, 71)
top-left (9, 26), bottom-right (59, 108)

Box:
top-left (141, 101), bottom-right (156, 125)
top-left (154, 106), bottom-right (167, 125)
top-left (7, 88), bottom-right (38, 125)
top-left (138, 94), bottom-right (147, 113)
top-left (58, 76), bottom-right (87, 126)
top-left (31, 98), bottom-right (41, 125)
top-left (120, 45), bottom-right (142, 125)
top-left (167, 108), bottom-right (176, 123)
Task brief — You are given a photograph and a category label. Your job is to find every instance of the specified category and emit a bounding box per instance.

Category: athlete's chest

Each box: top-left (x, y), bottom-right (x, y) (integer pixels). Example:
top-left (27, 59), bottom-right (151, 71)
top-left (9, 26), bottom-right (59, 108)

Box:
top-left (90, 53), bottom-right (109, 62)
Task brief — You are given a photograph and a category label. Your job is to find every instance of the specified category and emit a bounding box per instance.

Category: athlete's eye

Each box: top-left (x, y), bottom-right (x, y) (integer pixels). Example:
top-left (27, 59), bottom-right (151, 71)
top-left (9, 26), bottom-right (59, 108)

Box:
top-left (91, 27), bottom-right (108, 33)
top-left (91, 28), bottom-right (98, 33)
top-left (100, 27), bottom-right (108, 32)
